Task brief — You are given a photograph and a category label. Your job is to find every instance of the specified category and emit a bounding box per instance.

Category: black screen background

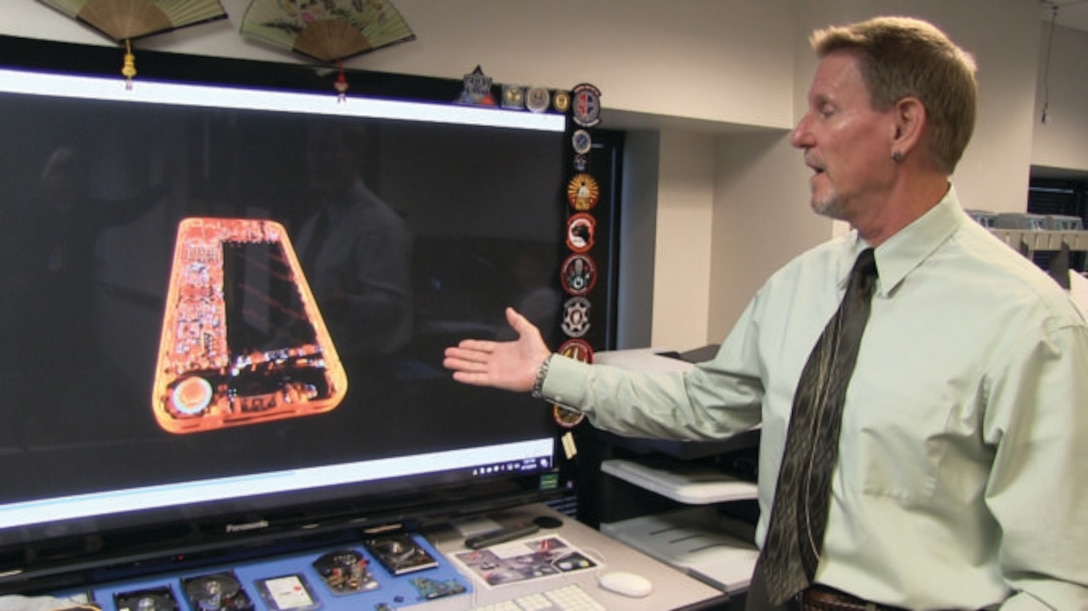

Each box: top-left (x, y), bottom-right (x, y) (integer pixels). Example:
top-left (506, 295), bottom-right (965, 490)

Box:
top-left (0, 64), bottom-right (572, 547)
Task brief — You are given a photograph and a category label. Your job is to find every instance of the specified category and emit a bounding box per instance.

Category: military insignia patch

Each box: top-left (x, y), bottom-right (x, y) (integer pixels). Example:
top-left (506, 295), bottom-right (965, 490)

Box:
top-left (571, 83), bottom-right (602, 128)
top-left (501, 84), bottom-right (525, 110)
top-left (567, 173), bottom-right (600, 211)
top-left (553, 90), bottom-right (571, 113)
top-left (561, 253), bottom-right (597, 296)
top-left (566, 213), bottom-right (596, 253)
top-left (456, 65), bottom-right (496, 106)
top-left (526, 86), bottom-right (550, 113)
top-left (571, 129), bottom-right (592, 155)
top-left (553, 405), bottom-right (586, 428)
top-left (561, 297), bottom-right (592, 338)
top-left (558, 338), bottom-right (593, 363)
top-left (573, 153), bottom-right (588, 172)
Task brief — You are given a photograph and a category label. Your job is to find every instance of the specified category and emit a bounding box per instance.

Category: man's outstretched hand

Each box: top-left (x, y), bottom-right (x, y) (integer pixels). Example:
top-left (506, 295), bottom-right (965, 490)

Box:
top-left (443, 308), bottom-right (552, 392)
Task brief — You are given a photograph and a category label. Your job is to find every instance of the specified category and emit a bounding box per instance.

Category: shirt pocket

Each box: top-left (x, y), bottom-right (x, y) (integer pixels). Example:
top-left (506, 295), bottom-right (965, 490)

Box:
top-left (839, 375), bottom-right (955, 506)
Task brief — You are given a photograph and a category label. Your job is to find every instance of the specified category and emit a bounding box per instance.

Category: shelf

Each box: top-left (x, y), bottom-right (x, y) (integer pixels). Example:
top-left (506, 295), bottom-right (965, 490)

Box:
top-left (601, 458), bottom-right (758, 505)
top-left (601, 506), bottom-right (758, 593)
top-left (990, 229), bottom-right (1088, 252)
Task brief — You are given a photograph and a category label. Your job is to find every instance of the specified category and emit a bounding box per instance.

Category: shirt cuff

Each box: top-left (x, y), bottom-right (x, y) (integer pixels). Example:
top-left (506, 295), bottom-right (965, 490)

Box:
top-left (538, 352), bottom-right (594, 411)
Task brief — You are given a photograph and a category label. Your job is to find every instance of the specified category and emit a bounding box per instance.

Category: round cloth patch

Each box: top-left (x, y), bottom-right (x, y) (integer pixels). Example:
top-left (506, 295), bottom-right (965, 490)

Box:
top-left (561, 297), bottom-right (592, 337)
top-left (560, 253), bottom-right (597, 296)
top-left (566, 213), bottom-right (596, 253)
top-left (567, 173), bottom-right (600, 211)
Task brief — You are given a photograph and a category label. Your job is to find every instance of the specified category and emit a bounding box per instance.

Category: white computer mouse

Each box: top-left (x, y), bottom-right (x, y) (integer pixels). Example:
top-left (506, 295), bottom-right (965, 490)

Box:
top-left (598, 570), bottom-right (654, 598)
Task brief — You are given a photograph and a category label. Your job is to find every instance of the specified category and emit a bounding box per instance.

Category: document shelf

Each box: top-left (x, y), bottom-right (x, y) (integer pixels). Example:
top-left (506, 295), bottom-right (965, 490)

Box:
top-left (600, 458), bottom-right (758, 504)
top-left (601, 506), bottom-right (758, 594)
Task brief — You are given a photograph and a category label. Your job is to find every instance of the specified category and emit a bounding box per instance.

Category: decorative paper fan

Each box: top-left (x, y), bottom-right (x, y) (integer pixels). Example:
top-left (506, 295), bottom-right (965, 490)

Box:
top-left (38, 0), bottom-right (228, 87)
top-left (241, 0), bottom-right (416, 99)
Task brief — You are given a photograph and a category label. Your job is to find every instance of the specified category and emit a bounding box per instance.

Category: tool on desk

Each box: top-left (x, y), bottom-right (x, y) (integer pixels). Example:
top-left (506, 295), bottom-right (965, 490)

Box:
top-left (532, 515), bottom-right (564, 529)
top-left (464, 523), bottom-right (541, 549)
top-left (364, 534), bottom-right (439, 575)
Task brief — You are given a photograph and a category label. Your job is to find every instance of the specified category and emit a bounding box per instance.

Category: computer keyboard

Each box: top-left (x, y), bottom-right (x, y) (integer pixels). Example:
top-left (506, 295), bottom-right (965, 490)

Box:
top-left (469, 583), bottom-right (606, 611)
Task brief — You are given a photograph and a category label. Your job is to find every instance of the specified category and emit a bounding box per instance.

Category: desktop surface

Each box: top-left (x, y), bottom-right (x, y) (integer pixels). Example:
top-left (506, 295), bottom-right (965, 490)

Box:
top-left (420, 504), bottom-right (729, 610)
top-left (25, 504), bottom-right (728, 610)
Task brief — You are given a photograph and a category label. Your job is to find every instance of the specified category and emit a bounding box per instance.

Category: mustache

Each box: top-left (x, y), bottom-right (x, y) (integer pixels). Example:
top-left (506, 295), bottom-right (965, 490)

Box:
top-left (804, 154), bottom-right (825, 171)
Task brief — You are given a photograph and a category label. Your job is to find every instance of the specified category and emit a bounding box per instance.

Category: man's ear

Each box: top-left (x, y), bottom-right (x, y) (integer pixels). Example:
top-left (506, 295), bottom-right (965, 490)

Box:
top-left (891, 96), bottom-right (925, 156)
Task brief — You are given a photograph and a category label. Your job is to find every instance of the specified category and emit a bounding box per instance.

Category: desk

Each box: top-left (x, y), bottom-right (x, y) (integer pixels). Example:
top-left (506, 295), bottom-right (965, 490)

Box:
top-left (417, 503), bottom-right (730, 610)
top-left (22, 504), bottom-right (727, 610)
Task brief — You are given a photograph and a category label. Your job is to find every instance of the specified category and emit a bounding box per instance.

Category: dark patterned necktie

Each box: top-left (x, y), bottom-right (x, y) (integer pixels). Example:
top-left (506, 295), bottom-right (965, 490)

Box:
top-left (761, 248), bottom-right (879, 605)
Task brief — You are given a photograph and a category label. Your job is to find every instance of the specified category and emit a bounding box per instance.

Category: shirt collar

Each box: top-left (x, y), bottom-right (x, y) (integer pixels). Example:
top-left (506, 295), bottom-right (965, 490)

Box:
top-left (844, 185), bottom-right (966, 297)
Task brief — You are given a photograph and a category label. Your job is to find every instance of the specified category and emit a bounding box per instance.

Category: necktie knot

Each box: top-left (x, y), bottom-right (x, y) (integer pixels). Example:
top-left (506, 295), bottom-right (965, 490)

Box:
top-left (851, 248), bottom-right (878, 298)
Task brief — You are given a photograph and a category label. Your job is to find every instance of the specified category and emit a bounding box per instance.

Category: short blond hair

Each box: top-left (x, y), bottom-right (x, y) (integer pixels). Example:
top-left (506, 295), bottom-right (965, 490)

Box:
top-left (811, 16), bottom-right (978, 174)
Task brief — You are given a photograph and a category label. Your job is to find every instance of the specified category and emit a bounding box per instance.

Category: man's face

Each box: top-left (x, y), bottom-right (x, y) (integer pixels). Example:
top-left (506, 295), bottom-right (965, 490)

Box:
top-left (306, 126), bottom-right (360, 195)
top-left (791, 52), bottom-right (897, 222)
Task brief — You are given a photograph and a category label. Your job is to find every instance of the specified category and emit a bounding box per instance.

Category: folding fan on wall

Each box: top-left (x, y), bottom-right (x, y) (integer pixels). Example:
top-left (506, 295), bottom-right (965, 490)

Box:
top-left (38, 0), bottom-right (228, 88)
top-left (241, 0), bottom-right (416, 99)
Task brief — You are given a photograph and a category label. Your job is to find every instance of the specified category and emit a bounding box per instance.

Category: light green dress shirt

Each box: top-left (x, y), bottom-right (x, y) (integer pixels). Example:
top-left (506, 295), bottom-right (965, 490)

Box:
top-left (541, 188), bottom-right (1088, 610)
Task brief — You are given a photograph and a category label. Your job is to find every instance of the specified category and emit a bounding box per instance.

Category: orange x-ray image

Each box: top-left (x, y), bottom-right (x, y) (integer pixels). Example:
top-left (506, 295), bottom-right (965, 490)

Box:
top-left (152, 218), bottom-right (347, 434)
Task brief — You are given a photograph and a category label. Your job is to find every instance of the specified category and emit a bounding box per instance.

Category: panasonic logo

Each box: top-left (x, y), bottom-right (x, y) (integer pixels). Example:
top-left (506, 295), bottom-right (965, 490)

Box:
top-left (225, 520), bottom-right (269, 533)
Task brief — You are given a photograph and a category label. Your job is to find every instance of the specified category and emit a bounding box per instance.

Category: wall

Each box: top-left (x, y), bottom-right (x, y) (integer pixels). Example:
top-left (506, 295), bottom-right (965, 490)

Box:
top-left (790, 1), bottom-right (1042, 213)
top-left (3, 0), bottom-right (797, 129)
top-left (647, 130), bottom-right (717, 349)
top-left (0, 0), bottom-right (1067, 350)
top-left (709, 131), bottom-right (825, 341)
top-left (653, 0), bottom-right (1045, 349)
top-left (691, 0), bottom-right (1043, 350)
top-left (616, 130), bottom-right (660, 350)
top-left (1032, 23), bottom-right (1088, 174)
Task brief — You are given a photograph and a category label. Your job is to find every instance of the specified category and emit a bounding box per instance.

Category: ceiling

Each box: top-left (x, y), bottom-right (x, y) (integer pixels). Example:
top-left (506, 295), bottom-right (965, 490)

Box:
top-left (1041, 0), bottom-right (1088, 32)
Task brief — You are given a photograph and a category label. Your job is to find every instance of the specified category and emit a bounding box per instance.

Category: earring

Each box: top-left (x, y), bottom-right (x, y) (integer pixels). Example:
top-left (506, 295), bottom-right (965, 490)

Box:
top-left (891, 151), bottom-right (904, 163)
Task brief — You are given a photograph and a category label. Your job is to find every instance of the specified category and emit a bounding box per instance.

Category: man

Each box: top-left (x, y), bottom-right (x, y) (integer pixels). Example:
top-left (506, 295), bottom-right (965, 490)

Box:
top-left (443, 16), bottom-right (1088, 611)
top-left (296, 120), bottom-right (413, 361)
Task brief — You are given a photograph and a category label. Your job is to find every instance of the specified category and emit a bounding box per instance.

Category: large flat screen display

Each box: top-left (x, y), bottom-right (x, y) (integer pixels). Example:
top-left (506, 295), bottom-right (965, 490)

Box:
top-left (0, 36), bottom-right (590, 591)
